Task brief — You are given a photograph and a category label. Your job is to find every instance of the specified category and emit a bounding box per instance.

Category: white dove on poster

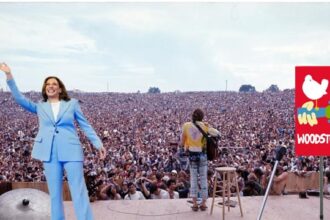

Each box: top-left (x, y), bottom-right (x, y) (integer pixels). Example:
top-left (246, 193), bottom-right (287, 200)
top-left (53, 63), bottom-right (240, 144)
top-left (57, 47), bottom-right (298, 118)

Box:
top-left (302, 75), bottom-right (328, 100)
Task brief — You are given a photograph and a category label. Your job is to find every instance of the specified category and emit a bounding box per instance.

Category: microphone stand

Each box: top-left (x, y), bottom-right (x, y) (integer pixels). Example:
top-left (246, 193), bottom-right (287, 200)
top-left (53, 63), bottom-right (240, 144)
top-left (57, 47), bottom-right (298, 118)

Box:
top-left (320, 156), bottom-right (324, 220)
top-left (257, 146), bottom-right (286, 220)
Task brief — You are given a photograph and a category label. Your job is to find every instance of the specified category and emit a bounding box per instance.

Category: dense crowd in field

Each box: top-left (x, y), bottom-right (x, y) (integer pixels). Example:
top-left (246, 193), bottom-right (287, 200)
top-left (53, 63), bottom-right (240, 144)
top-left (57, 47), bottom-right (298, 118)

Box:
top-left (1, 89), bottom-right (329, 200)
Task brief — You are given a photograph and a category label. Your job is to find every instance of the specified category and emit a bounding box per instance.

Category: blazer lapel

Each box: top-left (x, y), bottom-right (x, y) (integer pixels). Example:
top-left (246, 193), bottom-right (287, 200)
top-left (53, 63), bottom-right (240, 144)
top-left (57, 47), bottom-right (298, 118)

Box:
top-left (56, 100), bottom-right (71, 123)
top-left (40, 102), bottom-right (55, 124)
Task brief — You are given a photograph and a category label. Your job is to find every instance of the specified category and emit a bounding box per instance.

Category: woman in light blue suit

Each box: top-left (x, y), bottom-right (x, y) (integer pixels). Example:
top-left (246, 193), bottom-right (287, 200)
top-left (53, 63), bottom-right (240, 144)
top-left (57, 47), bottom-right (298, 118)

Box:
top-left (0, 63), bottom-right (106, 220)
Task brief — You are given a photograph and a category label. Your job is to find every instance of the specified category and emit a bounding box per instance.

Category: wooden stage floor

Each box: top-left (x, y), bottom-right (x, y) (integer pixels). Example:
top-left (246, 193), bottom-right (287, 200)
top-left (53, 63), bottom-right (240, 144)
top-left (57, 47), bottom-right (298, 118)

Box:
top-left (64, 195), bottom-right (330, 220)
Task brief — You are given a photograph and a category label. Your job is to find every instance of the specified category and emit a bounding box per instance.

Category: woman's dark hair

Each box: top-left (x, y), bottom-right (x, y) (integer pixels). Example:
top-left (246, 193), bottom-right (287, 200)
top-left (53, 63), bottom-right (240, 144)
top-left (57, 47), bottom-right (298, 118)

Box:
top-left (326, 170), bottom-right (330, 180)
top-left (166, 179), bottom-right (176, 187)
top-left (192, 108), bottom-right (204, 122)
top-left (254, 168), bottom-right (264, 177)
top-left (106, 184), bottom-right (117, 197)
top-left (149, 183), bottom-right (158, 194)
top-left (42, 76), bottom-right (70, 102)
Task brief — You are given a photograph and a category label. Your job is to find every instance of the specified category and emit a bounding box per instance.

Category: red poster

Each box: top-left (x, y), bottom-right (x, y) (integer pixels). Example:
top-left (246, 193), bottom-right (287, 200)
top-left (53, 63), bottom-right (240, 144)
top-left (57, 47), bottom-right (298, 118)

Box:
top-left (295, 66), bottom-right (330, 156)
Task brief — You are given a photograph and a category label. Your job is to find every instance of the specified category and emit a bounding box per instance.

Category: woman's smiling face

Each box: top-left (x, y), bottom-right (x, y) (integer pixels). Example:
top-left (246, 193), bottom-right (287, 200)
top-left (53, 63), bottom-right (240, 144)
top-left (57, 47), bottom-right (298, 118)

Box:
top-left (45, 78), bottom-right (62, 100)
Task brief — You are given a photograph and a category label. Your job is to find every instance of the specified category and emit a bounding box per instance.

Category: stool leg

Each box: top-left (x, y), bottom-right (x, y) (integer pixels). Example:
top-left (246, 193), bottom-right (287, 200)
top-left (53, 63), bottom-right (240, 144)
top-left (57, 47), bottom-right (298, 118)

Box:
top-left (210, 174), bottom-right (217, 215)
top-left (222, 172), bottom-right (225, 220)
top-left (227, 172), bottom-right (231, 212)
top-left (234, 172), bottom-right (243, 217)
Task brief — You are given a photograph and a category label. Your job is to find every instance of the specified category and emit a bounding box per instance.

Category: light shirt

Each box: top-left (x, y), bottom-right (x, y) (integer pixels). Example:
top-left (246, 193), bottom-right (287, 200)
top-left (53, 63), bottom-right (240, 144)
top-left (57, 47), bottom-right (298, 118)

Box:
top-left (169, 191), bottom-right (180, 199)
top-left (124, 191), bottom-right (146, 200)
top-left (151, 189), bottom-right (170, 199)
top-left (50, 101), bottom-right (60, 121)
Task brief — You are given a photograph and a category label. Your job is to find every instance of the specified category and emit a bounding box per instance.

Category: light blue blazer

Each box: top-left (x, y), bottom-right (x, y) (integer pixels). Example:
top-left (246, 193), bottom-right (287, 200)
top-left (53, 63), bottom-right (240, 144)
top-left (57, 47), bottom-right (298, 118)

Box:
top-left (7, 79), bottom-right (102, 162)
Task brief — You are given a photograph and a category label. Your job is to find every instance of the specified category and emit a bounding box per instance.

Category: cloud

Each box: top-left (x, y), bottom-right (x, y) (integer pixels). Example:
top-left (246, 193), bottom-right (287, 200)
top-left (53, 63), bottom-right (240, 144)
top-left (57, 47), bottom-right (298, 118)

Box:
top-left (0, 14), bottom-right (96, 55)
top-left (110, 64), bottom-right (155, 79)
top-left (253, 35), bottom-right (330, 60)
top-left (1, 3), bottom-right (330, 92)
top-left (107, 9), bottom-right (164, 33)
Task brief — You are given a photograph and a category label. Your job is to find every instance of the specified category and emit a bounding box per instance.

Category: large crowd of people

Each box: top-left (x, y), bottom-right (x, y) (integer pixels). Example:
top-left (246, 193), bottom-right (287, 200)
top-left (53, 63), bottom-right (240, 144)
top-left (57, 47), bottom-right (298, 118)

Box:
top-left (1, 88), bottom-right (328, 200)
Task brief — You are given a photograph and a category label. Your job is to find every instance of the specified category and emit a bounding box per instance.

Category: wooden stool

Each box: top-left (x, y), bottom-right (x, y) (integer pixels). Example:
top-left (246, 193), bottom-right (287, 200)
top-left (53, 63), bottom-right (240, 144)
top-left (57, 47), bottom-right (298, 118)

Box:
top-left (210, 167), bottom-right (243, 220)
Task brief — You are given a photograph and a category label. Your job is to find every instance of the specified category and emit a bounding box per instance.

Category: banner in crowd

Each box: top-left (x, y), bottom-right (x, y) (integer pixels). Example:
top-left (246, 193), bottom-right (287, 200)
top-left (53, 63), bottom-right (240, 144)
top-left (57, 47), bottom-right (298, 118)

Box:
top-left (295, 66), bottom-right (330, 156)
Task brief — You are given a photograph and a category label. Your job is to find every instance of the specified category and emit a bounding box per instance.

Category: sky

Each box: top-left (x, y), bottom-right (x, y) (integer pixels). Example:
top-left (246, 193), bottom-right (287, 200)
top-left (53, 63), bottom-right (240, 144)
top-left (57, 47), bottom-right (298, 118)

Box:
top-left (0, 2), bottom-right (330, 93)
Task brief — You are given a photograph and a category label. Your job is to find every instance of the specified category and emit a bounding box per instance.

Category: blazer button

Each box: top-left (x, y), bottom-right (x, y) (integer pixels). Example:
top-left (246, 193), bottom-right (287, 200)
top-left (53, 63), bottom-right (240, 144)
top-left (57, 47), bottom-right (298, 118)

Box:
top-left (55, 131), bottom-right (59, 134)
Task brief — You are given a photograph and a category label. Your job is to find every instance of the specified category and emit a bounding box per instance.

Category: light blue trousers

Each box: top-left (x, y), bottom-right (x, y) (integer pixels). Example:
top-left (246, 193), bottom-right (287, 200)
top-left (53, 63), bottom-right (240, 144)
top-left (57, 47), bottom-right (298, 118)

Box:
top-left (189, 153), bottom-right (208, 199)
top-left (43, 144), bottom-right (93, 220)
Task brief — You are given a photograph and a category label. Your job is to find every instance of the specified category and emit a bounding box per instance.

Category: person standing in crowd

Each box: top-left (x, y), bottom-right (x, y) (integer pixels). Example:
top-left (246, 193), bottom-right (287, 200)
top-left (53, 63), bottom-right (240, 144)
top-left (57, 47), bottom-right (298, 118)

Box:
top-left (149, 183), bottom-right (170, 199)
top-left (99, 183), bottom-right (122, 200)
top-left (124, 182), bottom-right (146, 200)
top-left (180, 108), bottom-right (219, 211)
top-left (0, 63), bottom-right (106, 220)
top-left (167, 179), bottom-right (180, 199)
